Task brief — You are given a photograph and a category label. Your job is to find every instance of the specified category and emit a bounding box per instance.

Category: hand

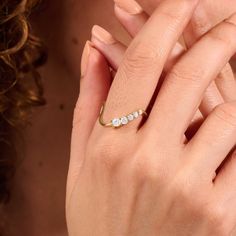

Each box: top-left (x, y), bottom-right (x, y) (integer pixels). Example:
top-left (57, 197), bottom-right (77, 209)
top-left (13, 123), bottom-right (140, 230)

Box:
top-left (66, 0), bottom-right (236, 235)
top-left (136, 0), bottom-right (236, 48)
top-left (91, 0), bottom-right (236, 137)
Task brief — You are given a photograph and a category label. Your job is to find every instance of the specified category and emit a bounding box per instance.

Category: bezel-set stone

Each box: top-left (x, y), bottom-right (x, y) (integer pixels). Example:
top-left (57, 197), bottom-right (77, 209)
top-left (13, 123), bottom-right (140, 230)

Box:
top-left (133, 111), bottom-right (139, 118)
top-left (121, 116), bottom-right (129, 125)
top-left (112, 118), bottom-right (121, 127)
top-left (110, 110), bottom-right (146, 128)
top-left (127, 114), bottom-right (134, 121)
top-left (138, 110), bottom-right (143, 115)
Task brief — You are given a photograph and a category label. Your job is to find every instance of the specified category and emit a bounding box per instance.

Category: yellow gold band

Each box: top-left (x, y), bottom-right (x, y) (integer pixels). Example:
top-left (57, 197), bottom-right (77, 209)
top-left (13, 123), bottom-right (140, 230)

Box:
top-left (99, 103), bottom-right (148, 128)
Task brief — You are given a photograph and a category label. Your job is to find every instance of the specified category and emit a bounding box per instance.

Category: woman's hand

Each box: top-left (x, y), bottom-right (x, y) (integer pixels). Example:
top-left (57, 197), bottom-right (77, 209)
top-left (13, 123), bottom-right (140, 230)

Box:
top-left (136, 0), bottom-right (236, 48)
top-left (91, 0), bottom-right (236, 125)
top-left (66, 0), bottom-right (236, 235)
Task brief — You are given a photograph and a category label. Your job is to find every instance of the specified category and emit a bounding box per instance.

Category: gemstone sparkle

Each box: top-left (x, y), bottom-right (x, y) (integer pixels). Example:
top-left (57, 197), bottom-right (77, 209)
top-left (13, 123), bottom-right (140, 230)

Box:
top-left (112, 118), bottom-right (121, 127)
top-left (127, 114), bottom-right (134, 121)
top-left (121, 117), bottom-right (129, 125)
top-left (133, 111), bottom-right (139, 119)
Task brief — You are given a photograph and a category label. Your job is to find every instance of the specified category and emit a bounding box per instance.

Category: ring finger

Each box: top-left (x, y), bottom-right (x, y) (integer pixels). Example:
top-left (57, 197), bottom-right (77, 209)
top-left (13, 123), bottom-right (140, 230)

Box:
top-left (93, 0), bottom-right (200, 133)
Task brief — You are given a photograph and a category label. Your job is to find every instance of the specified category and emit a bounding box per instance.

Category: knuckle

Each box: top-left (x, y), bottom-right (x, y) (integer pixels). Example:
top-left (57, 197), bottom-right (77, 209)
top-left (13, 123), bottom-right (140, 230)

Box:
top-left (213, 102), bottom-right (236, 127)
top-left (122, 41), bottom-right (160, 79)
top-left (168, 66), bottom-right (202, 86)
top-left (131, 146), bottom-right (171, 185)
top-left (91, 134), bottom-right (122, 171)
top-left (133, 157), bottom-right (164, 184)
top-left (90, 134), bottom-right (135, 172)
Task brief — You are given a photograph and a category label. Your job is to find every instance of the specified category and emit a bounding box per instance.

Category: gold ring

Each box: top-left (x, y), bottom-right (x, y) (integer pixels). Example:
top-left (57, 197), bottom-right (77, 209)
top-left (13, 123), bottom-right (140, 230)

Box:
top-left (99, 103), bottom-right (148, 128)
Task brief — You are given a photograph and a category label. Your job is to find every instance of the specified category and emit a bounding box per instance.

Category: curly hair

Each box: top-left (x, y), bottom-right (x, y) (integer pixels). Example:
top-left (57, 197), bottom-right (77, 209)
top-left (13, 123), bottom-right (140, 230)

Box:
top-left (0, 0), bottom-right (46, 234)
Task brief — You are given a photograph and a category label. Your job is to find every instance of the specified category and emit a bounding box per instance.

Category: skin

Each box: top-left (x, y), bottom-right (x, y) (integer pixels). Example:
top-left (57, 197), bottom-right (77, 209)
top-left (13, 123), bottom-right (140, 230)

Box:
top-left (92, 0), bottom-right (236, 162)
top-left (138, 0), bottom-right (236, 40)
top-left (4, 0), bottom-right (236, 235)
top-left (67, 0), bottom-right (236, 236)
top-left (91, 1), bottom-right (236, 133)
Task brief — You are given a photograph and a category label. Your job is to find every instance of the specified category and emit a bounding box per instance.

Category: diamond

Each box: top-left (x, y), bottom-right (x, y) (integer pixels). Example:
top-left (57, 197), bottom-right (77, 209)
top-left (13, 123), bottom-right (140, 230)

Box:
top-left (121, 117), bottom-right (129, 125)
top-left (138, 110), bottom-right (143, 115)
top-left (127, 114), bottom-right (134, 121)
top-left (133, 111), bottom-right (139, 119)
top-left (112, 118), bottom-right (121, 127)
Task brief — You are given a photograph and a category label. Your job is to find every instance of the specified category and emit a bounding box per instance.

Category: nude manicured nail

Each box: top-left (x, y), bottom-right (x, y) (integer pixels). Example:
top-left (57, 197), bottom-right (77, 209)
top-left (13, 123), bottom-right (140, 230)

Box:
top-left (114, 0), bottom-right (143, 15)
top-left (92, 25), bottom-right (116, 45)
top-left (81, 40), bottom-right (92, 77)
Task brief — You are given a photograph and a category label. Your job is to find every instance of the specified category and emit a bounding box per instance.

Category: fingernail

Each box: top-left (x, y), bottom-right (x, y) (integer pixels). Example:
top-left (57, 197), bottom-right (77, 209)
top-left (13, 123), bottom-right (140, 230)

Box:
top-left (91, 25), bottom-right (116, 45)
top-left (81, 40), bottom-right (92, 77)
top-left (114, 0), bottom-right (143, 15)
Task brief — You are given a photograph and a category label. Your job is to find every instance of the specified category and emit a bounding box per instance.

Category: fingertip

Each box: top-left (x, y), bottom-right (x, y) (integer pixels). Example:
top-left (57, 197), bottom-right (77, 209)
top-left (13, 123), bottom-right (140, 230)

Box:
top-left (91, 25), bottom-right (116, 45)
top-left (113, 0), bottom-right (143, 15)
top-left (114, 1), bottom-right (148, 37)
top-left (81, 39), bottom-right (108, 79)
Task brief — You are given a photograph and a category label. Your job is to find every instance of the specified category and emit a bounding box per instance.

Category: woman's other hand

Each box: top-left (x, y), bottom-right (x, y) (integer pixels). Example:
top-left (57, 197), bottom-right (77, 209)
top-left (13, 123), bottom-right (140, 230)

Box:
top-left (137, 0), bottom-right (236, 56)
